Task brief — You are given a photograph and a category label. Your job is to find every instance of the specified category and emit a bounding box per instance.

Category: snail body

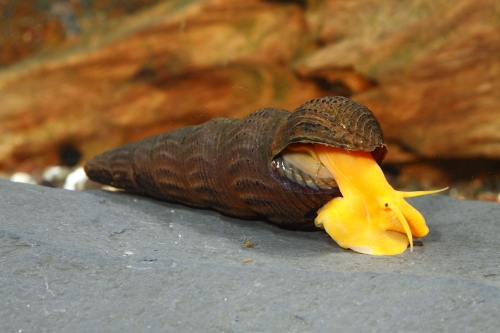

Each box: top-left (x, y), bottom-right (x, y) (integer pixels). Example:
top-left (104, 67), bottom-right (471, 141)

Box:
top-left (312, 144), bottom-right (444, 255)
top-left (85, 96), bottom-right (444, 255)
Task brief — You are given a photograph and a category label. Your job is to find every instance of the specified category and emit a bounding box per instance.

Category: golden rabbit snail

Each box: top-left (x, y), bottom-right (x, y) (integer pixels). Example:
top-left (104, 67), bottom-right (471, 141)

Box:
top-left (84, 96), bottom-right (445, 255)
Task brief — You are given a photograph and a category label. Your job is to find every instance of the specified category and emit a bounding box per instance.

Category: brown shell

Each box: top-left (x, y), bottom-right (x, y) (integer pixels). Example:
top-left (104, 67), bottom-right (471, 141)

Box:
top-left (84, 96), bottom-right (387, 228)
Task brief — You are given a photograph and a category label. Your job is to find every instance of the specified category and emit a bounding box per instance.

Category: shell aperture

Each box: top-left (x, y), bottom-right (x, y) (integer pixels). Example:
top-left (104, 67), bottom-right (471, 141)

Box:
top-left (311, 144), bottom-right (446, 255)
top-left (272, 146), bottom-right (337, 190)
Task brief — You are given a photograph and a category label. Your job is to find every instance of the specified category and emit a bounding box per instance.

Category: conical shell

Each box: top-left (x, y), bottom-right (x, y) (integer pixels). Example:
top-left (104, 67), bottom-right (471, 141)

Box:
top-left (84, 96), bottom-right (387, 228)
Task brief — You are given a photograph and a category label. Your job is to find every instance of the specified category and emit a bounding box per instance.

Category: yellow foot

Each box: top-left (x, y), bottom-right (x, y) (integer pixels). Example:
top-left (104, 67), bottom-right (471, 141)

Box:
top-left (313, 144), bottom-right (447, 256)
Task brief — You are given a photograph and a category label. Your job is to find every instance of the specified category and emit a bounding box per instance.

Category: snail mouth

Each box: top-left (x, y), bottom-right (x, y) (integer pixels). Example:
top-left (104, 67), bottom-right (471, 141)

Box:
top-left (271, 143), bottom-right (337, 190)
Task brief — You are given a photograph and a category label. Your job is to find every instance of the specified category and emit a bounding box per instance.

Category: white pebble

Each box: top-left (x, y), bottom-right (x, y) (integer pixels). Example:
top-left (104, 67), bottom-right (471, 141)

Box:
top-left (42, 166), bottom-right (71, 183)
top-left (10, 172), bottom-right (36, 185)
top-left (64, 167), bottom-right (88, 190)
top-left (43, 166), bottom-right (64, 182)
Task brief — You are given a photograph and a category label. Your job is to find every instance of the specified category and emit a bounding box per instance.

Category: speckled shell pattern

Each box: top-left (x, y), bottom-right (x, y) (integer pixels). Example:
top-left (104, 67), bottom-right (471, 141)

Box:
top-left (84, 96), bottom-right (387, 228)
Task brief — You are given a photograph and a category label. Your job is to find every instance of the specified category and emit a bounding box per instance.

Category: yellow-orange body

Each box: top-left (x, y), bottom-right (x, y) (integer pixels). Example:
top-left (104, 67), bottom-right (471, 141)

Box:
top-left (313, 145), bottom-right (445, 255)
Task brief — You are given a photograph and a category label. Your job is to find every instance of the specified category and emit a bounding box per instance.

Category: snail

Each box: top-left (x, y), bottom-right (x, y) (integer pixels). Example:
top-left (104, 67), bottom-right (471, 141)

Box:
top-left (84, 96), bottom-right (445, 255)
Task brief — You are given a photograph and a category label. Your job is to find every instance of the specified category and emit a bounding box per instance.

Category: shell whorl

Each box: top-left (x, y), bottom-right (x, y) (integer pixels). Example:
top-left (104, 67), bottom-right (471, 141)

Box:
top-left (272, 96), bottom-right (386, 163)
top-left (84, 96), bottom-right (386, 227)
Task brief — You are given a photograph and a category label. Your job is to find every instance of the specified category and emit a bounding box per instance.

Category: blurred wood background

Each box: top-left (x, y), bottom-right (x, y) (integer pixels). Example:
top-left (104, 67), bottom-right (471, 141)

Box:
top-left (1, 0), bottom-right (499, 195)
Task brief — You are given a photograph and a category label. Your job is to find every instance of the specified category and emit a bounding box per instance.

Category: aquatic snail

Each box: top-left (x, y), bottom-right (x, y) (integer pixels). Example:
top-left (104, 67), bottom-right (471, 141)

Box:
top-left (84, 96), bottom-right (445, 255)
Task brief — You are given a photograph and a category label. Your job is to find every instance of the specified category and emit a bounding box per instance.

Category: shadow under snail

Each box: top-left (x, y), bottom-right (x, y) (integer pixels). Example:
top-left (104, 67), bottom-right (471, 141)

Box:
top-left (84, 96), bottom-right (446, 255)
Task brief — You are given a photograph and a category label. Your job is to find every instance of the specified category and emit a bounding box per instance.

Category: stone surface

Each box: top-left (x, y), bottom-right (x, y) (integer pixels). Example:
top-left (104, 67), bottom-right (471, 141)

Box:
top-left (1, 178), bottom-right (499, 332)
top-left (1, 0), bottom-right (500, 172)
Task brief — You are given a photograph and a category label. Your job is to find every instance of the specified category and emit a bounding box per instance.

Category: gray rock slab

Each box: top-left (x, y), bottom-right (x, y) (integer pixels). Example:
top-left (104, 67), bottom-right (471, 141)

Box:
top-left (1, 178), bottom-right (499, 332)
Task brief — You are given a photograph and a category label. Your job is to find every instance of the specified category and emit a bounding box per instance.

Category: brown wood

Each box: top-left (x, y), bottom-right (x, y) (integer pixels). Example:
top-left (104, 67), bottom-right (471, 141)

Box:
top-left (1, 0), bottom-right (499, 176)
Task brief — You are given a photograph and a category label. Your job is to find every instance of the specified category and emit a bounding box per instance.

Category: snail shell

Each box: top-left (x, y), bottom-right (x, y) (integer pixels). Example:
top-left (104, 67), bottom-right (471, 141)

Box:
top-left (84, 96), bottom-right (387, 228)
